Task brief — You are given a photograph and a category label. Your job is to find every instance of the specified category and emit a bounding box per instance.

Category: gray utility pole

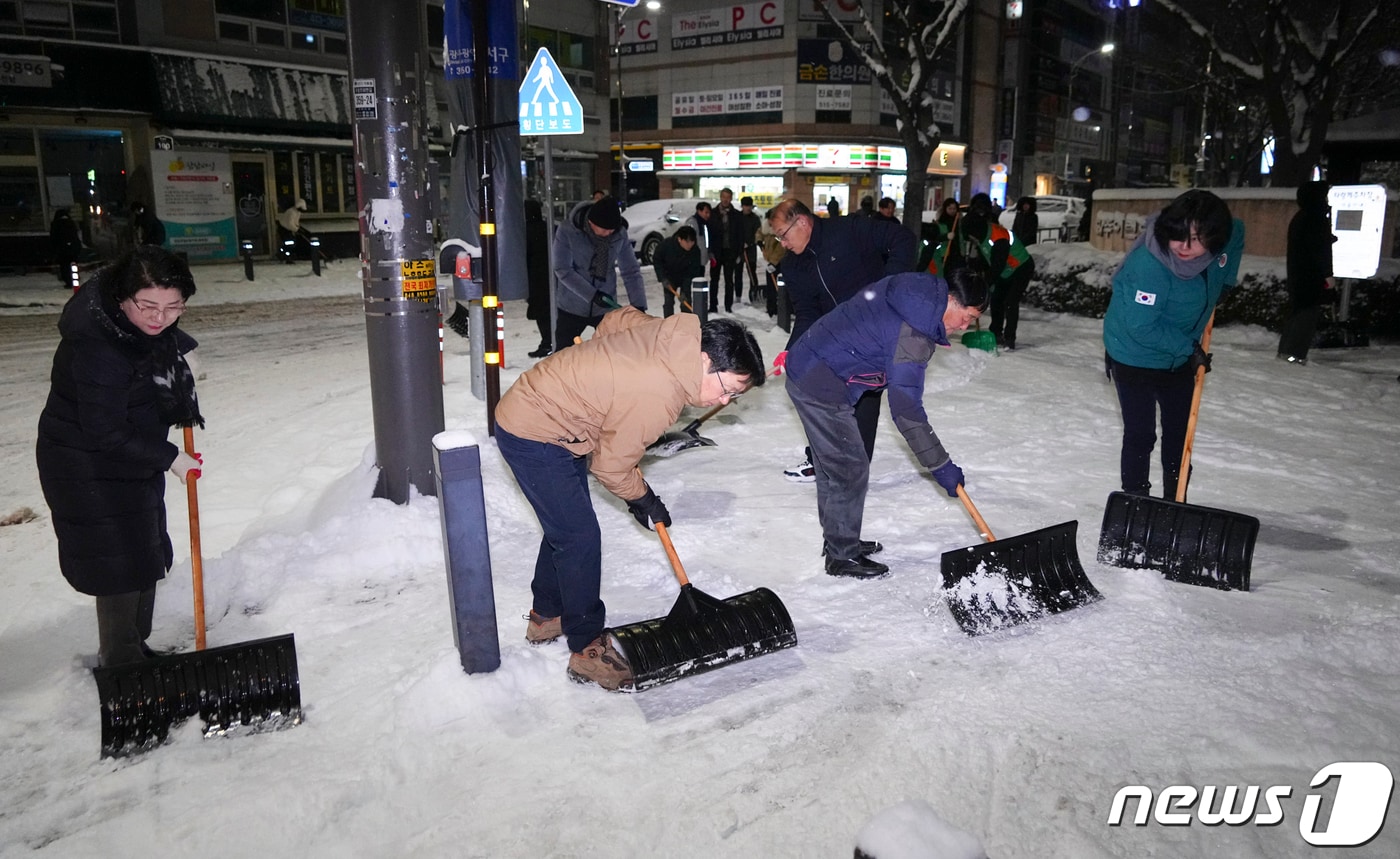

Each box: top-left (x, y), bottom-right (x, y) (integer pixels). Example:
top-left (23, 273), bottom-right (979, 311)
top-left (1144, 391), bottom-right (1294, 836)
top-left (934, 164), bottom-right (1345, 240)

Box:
top-left (346, 0), bottom-right (445, 503)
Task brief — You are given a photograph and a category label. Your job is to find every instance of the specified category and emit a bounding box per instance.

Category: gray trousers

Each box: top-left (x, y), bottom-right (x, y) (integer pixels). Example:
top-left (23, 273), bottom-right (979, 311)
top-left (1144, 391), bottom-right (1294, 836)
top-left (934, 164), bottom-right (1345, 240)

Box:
top-left (96, 586), bottom-right (156, 667)
top-left (787, 380), bottom-right (870, 561)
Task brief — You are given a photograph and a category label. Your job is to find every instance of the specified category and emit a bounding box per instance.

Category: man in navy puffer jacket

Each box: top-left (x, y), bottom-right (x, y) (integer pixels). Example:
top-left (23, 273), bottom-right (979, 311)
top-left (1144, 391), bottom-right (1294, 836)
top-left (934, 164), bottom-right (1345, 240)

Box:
top-left (785, 266), bottom-right (988, 579)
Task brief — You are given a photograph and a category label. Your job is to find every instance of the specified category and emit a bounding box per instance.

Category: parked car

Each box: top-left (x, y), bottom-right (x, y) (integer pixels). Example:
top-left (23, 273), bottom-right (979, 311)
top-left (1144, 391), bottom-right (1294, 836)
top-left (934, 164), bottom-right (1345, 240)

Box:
top-left (998, 195), bottom-right (1086, 243)
top-left (625, 198), bottom-right (711, 265)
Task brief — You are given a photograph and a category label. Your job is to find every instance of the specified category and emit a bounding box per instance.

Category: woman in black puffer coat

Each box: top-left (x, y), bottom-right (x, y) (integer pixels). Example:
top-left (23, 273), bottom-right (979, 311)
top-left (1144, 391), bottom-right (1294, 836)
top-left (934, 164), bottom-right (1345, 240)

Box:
top-left (1277, 181), bottom-right (1335, 365)
top-left (36, 246), bottom-right (203, 667)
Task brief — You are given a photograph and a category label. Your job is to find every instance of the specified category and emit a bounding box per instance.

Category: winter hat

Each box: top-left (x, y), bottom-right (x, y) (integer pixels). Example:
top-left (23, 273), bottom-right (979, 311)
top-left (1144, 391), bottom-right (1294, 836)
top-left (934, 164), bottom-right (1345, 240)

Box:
top-left (295, 198), bottom-right (307, 211)
top-left (587, 199), bottom-right (622, 231)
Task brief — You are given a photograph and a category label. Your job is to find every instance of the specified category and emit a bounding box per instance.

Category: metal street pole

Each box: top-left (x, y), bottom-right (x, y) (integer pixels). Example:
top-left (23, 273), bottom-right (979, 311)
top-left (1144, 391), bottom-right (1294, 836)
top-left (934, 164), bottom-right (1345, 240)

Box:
top-left (615, 6), bottom-right (627, 204)
top-left (346, 0), bottom-right (444, 503)
top-left (1064, 43), bottom-right (1113, 186)
top-left (470, 0), bottom-right (503, 433)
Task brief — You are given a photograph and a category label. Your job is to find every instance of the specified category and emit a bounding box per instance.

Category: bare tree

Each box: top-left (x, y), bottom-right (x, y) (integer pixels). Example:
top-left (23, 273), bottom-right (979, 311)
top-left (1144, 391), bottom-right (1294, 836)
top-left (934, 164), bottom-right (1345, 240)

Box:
top-left (1154, 0), bottom-right (1391, 186)
top-left (814, 0), bottom-right (970, 232)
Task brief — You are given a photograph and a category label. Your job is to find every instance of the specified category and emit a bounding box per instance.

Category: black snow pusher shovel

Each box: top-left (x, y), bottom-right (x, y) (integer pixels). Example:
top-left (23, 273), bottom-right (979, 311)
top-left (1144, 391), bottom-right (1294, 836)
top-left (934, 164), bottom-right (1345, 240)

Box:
top-left (1097, 315), bottom-right (1259, 590)
top-left (92, 427), bottom-right (302, 758)
top-left (611, 521), bottom-right (797, 691)
top-left (941, 486), bottom-right (1101, 636)
top-left (645, 403), bottom-right (724, 458)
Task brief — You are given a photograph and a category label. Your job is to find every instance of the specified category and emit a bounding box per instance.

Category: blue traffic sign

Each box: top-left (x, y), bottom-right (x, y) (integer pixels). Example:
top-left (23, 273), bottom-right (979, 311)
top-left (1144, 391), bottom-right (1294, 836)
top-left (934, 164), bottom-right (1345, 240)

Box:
top-left (518, 48), bottom-right (584, 136)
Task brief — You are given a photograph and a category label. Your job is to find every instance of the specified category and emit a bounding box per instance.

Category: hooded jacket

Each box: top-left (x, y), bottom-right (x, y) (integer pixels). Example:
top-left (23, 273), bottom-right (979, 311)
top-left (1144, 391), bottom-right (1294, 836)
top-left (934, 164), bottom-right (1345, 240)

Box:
top-left (36, 275), bottom-right (198, 595)
top-left (1286, 182), bottom-right (1335, 308)
top-left (786, 272), bottom-right (954, 470)
top-left (779, 214), bottom-right (917, 349)
top-left (1103, 215), bottom-right (1245, 371)
top-left (494, 307), bottom-right (703, 501)
top-left (551, 201), bottom-right (647, 318)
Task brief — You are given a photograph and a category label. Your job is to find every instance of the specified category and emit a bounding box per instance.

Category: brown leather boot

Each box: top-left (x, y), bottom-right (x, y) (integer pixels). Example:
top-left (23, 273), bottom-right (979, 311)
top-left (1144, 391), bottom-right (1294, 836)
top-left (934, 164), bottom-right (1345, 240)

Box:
top-left (566, 634), bottom-right (634, 691)
top-left (524, 610), bottom-right (562, 646)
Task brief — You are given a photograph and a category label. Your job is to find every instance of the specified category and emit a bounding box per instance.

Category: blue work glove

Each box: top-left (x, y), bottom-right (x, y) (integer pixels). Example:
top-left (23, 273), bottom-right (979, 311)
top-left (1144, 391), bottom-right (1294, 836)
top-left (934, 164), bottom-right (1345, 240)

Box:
top-left (626, 485), bottom-right (672, 530)
top-left (931, 460), bottom-right (964, 498)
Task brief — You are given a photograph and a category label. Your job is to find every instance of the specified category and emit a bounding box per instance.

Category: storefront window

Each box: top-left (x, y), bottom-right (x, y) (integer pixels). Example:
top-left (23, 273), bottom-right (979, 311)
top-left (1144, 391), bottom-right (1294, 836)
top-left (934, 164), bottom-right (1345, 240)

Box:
top-left (0, 166), bottom-right (44, 232)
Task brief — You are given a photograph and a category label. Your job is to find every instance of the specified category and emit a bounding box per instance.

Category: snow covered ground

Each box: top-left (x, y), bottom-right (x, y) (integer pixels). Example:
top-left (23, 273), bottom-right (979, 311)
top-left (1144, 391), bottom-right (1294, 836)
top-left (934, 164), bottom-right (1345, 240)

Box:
top-left (2, 247), bottom-right (1398, 858)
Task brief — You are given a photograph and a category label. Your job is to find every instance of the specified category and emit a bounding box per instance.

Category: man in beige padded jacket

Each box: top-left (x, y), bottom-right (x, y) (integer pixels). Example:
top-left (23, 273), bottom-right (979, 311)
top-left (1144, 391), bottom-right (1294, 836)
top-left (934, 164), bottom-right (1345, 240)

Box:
top-left (494, 307), bottom-right (765, 690)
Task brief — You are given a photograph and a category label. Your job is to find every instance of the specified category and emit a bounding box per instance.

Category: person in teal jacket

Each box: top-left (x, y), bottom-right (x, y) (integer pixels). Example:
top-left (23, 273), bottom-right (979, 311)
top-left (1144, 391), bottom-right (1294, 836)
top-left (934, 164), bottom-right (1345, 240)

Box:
top-left (1103, 189), bottom-right (1244, 500)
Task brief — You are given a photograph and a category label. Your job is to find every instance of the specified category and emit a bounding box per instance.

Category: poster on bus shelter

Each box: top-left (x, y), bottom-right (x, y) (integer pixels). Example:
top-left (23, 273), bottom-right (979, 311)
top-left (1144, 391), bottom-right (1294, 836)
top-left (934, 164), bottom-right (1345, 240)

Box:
top-left (150, 150), bottom-right (238, 262)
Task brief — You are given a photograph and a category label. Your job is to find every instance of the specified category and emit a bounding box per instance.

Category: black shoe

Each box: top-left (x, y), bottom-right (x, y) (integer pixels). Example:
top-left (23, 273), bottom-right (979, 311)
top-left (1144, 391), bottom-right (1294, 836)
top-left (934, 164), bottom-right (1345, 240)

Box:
top-left (528, 345), bottom-right (551, 358)
top-left (824, 554), bottom-right (889, 579)
top-left (822, 540), bottom-right (883, 557)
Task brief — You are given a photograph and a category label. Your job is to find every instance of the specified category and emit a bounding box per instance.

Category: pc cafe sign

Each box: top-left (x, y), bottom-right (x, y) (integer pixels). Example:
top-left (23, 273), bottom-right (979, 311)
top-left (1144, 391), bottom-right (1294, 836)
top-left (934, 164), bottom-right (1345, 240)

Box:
top-left (671, 2), bottom-right (784, 50)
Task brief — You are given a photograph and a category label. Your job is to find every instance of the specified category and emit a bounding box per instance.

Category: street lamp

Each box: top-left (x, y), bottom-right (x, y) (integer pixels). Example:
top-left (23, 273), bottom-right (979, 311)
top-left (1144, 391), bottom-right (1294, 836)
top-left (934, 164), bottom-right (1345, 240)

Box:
top-left (612, 1), bottom-right (660, 206)
top-left (1064, 42), bottom-right (1114, 183)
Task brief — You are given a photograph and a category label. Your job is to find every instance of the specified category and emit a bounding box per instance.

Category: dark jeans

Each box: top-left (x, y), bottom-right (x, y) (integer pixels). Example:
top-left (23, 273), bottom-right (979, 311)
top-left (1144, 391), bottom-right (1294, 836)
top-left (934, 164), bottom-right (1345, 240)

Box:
top-left (712, 248), bottom-right (741, 310)
top-left (553, 309), bottom-right (605, 352)
top-left (96, 586), bottom-right (156, 666)
top-left (1277, 303), bottom-right (1324, 361)
top-left (988, 260), bottom-right (1035, 347)
top-left (662, 280), bottom-right (693, 318)
top-left (495, 427), bottom-right (605, 652)
top-left (1111, 360), bottom-right (1196, 500)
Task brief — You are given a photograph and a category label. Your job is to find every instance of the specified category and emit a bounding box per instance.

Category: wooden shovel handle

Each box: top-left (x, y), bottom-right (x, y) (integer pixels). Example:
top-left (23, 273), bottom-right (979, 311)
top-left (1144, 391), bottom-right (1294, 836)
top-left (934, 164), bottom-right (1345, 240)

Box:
top-left (183, 426), bottom-right (206, 651)
top-left (664, 282), bottom-right (695, 313)
top-left (955, 485), bottom-right (997, 543)
top-left (1176, 312), bottom-right (1215, 504)
top-left (654, 522), bottom-right (691, 588)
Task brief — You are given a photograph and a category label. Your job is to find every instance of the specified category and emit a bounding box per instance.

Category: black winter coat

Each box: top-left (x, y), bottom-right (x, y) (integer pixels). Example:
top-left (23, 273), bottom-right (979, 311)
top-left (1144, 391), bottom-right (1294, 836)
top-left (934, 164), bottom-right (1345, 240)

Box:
top-left (780, 214), bottom-right (917, 349)
top-left (36, 280), bottom-right (197, 596)
top-left (652, 232), bottom-right (703, 291)
top-left (1286, 183), bottom-right (1335, 310)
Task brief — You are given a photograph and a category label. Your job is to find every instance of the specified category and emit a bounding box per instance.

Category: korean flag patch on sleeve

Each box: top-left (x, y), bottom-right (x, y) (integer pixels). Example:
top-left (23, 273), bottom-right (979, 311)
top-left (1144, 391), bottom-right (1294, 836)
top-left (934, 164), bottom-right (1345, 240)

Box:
top-left (1135, 290), bottom-right (1157, 306)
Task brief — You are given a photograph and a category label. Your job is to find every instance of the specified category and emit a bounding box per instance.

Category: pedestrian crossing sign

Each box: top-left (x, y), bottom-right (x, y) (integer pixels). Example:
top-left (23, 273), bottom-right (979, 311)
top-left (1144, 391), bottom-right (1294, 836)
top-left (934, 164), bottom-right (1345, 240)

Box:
top-left (519, 48), bottom-right (584, 136)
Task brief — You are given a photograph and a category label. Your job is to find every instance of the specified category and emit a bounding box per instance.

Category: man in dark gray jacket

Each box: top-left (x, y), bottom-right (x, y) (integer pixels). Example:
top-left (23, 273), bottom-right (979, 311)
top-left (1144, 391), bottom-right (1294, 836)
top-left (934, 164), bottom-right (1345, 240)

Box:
top-left (766, 197), bottom-right (916, 483)
top-left (551, 198), bottom-right (648, 351)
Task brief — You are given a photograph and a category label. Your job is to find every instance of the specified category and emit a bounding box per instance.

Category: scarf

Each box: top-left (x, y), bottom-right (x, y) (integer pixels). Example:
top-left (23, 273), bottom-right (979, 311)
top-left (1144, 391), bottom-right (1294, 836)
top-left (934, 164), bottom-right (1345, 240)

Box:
top-left (1124, 214), bottom-right (1221, 281)
top-left (588, 229), bottom-right (612, 282)
top-left (91, 285), bottom-right (204, 429)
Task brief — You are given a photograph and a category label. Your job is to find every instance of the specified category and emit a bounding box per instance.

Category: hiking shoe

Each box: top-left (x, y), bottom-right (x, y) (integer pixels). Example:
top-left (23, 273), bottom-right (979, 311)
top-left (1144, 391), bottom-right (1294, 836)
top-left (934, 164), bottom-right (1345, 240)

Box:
top-left (783, 456), bottom-right (815, 483)
top-left (824, 554), bottom-right (890, 579)
top-left (822, 540), bottom-right (884, 557)
top-left (524, 610), bottom-right (562, 646)
top-left (567, 634), bottom-right (634, 691)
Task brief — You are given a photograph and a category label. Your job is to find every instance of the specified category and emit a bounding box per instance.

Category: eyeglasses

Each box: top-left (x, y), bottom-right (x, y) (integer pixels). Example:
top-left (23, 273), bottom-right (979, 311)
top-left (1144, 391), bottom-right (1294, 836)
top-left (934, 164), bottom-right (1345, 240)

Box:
top-left (774, 218), bottom-right (802, 244)
top-left (127, 298), bottom-right (186, 319)
top-left (714, 369), bottom-right (744, 401)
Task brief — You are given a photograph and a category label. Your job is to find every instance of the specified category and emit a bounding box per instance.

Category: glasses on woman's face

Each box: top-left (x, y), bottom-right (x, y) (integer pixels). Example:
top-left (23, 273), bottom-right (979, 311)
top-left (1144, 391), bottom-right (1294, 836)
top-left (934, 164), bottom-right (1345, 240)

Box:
top-left (714, 369), bottom-right (744, 401)
top-left (127, 298), bottom-right (186, 319)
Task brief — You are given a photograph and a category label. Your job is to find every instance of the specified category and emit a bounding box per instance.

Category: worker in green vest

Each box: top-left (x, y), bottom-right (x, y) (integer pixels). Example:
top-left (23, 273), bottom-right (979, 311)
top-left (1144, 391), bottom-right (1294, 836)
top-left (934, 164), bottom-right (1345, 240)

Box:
top-left (960, 194), bottom-right (1036, 350)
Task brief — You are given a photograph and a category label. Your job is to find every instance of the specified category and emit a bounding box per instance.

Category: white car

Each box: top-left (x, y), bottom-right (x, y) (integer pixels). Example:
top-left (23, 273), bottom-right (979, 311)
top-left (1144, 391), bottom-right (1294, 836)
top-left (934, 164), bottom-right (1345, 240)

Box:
top-left (998, 195), bottom-right (1087, 242)
top-left (626, 198), bottom-right (712, 265)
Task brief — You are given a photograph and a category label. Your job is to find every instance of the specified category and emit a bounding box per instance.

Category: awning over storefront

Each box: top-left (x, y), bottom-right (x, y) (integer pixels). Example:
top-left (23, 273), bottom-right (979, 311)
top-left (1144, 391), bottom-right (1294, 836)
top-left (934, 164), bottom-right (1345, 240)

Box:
top-left (150, 53), bottom-right (352, 133)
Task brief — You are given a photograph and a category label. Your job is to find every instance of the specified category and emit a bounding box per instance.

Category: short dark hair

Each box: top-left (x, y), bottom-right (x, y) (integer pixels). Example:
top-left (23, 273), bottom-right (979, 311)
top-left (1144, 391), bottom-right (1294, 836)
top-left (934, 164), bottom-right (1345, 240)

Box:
top-left (945, 259), bottom-right (990, 311)
top-left (879, 197), bottom-right (895, 209)
top-left (695, 201), bottom-right (712, 214)
top-left (701, 318), bottom-right (765, 386)
top-left (674, 225), bottom-right (697, 242)
top-left (100, 245), bottom-right (197, 304)
top-left (766, 198), bottom-right (811, 225)
top-left (1154, 189), bottom-right (1233, 256)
